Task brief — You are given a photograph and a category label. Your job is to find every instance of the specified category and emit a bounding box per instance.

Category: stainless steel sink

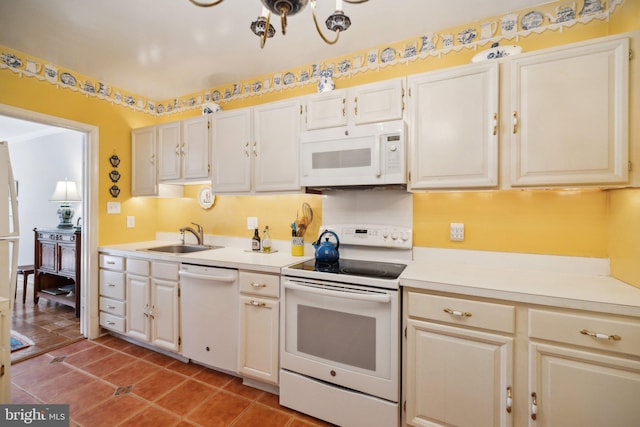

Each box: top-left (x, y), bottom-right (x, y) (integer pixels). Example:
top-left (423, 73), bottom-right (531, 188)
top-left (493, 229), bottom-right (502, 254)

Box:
top-left (144, 244), bottom-right (223, 254)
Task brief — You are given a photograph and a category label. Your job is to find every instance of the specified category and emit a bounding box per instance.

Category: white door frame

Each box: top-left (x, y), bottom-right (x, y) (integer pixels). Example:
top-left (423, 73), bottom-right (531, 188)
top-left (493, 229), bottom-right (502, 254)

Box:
top-left (0, 104), bottom-right (100, 339)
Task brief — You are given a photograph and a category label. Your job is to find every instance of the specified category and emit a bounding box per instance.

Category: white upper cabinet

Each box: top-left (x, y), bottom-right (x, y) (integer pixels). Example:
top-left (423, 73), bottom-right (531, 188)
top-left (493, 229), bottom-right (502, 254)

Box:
top-left (131, 125), bottom-right (157, 196)
top-left (509, 36), bottom-right (629, 187)
top-left (157, 115), bottom-right (210, 182)
top-left (253, 99), bottom-right (301, 192)
top-left (212, 99), bottom-right (302, 193)
top-left (305, 89), bottom-right (348, 130)
top-left (408, 62), bottom-right (499, 189)
top-left (304, 78), bottom-right (405, 130)
top-left (211, 108), bottom-right (253, 192)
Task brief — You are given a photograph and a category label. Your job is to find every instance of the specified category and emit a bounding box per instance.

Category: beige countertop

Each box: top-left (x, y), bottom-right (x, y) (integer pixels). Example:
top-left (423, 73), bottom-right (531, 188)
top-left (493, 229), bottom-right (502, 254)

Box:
top-left (402, 250), bottom-right (640, 317)
top-left (99, 240), bottom-right (312, 274)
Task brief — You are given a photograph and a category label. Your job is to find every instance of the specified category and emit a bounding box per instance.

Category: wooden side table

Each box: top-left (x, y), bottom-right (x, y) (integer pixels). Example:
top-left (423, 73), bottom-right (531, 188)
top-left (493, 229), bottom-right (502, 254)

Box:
top-left (33, 228), bottom-right (81, 317)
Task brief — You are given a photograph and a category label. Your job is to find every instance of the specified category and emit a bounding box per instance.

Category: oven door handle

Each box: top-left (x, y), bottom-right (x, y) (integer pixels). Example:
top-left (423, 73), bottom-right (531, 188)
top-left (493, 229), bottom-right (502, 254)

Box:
top-left (284, 281), bottom-right (391, 303)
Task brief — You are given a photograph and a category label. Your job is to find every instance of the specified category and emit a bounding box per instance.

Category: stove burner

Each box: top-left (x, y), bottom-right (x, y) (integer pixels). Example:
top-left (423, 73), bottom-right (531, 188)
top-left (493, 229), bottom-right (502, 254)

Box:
top-left (299, 258), bottom-right (406, 280)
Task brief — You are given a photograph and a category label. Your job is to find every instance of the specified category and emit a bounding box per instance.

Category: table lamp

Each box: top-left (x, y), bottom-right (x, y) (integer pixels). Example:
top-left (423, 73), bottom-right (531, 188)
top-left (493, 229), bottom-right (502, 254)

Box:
top-left (49, 179), bottom-right (81, 228)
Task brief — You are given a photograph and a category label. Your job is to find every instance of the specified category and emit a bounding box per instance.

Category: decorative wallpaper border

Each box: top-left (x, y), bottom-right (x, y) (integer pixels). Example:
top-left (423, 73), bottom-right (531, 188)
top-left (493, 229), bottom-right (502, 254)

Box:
top-left (0, 0), bottom-right (623, 117)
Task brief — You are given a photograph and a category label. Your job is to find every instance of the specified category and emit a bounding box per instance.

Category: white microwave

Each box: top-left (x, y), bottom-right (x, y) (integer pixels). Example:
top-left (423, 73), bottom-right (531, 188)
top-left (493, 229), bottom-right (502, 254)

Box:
top-left (300, 120), bottom-right (406, 188)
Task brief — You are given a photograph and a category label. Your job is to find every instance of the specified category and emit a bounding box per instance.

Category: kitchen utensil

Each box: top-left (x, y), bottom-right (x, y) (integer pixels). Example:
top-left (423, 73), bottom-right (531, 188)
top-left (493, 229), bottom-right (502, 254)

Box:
top-left (294, 203), bottom-right (314, 237)
top-left (312, 230), bottom-right (340, 264)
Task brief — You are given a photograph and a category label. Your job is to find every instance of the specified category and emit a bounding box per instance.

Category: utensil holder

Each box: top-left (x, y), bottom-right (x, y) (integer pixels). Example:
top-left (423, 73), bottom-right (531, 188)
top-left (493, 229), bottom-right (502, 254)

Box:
top-left (291, 237), bottom-right (304, 256)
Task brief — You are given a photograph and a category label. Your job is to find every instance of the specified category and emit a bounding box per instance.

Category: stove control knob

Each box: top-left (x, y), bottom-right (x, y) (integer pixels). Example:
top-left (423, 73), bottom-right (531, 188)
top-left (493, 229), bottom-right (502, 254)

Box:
top-left (401, 232), bottom-right (410, 242)
top-left (391, 231), bottom-right (399, 240)
top-left (390, 144), bottom-right (398, 152)
top-left (383, 231), bottom-right (389, 239)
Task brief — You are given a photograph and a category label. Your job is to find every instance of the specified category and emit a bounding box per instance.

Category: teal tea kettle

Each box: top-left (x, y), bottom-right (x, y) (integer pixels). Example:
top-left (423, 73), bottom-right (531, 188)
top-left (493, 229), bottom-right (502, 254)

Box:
top-left (312, 230), bottom-right (340, 264)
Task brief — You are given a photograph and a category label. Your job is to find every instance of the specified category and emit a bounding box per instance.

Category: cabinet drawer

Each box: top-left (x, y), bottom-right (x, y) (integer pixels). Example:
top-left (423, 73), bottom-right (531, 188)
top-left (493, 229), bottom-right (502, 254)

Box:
top-left (239, 271), bottom-right (279, 298)
top-left (100, 312), bottom-right (125, 333)
top-left (152, 261), bottom-right (179, 280)
top-left (99, 254), bottom-right (125, 271)
top-left (529, 309), bottom-right (640, 357)
top-left (127, 258), bottom-right (149, 276)
top-left (100, 270), bottom-right (125, 300)
top-left (408, 292), bottom-right (515, 334)
top-left (99, 296), bottom-right (125, 317)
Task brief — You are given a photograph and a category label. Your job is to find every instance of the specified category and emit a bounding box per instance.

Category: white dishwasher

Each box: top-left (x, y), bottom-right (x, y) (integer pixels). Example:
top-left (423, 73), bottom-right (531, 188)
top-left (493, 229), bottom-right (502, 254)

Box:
top-left (179, 264), bottom-right (239, 373)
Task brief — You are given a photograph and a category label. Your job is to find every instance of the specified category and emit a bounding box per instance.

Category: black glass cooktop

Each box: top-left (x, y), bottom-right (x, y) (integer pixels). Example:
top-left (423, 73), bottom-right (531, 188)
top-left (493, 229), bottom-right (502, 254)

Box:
top-left (290, 258), bottom-right (407, 280)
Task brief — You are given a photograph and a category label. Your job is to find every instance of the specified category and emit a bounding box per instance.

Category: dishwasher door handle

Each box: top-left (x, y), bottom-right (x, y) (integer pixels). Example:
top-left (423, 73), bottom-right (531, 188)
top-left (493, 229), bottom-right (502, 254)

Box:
top-left (179, 270), bottom-right (237, 283)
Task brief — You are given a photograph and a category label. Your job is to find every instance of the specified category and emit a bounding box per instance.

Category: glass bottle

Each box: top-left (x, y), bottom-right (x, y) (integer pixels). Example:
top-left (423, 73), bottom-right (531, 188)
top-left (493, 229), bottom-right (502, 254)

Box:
top-left (252, 228), bottom-right (261, 251)
top-left (262, 226), bottom-right (272, 253)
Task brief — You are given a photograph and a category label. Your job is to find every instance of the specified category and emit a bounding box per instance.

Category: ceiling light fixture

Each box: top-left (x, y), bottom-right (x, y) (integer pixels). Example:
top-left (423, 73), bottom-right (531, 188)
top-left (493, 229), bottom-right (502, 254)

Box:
top-left (188, 0), bottom-right (368, 49)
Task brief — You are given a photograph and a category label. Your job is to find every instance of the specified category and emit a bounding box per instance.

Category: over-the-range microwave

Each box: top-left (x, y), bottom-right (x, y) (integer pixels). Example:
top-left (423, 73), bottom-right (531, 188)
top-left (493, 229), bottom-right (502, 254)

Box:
top-left (300, 120), bottom-right (406, 188)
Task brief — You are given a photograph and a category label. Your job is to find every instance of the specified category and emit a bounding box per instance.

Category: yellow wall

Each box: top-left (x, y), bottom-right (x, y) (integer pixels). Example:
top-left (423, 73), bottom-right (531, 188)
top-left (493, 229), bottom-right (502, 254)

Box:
top-left (414, 190), bottom-right (608, 257)
top-left (157, 186), bottom-right (322, 242)
top-left (1, 1), bottom-right (639, 286)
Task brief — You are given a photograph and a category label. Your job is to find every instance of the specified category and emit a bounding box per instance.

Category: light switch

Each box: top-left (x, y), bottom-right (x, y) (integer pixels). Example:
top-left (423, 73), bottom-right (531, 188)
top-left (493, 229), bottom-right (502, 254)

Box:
top-left (107, 202), bottom-right (120, 214)
top-left (127, 216), bottom-right (135, 228)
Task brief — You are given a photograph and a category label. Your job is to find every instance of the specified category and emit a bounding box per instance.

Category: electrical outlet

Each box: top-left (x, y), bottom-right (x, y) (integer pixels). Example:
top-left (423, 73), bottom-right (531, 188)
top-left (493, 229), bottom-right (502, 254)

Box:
top-left (247, 216), bottom-right (258, 230)
top-left (127, 216), bottom-right (135, 228)
top-left (450, 222), bottom-right (464, 241)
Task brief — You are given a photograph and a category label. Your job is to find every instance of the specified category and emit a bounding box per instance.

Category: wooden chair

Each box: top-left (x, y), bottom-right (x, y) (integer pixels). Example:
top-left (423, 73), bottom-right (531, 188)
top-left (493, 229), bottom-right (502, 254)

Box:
top-left (16, 265), bottom-right (35, 304)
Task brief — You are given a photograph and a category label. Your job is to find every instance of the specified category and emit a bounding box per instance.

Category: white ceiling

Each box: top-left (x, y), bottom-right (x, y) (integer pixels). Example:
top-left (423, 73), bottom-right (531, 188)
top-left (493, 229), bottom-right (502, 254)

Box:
top-left (0, 0), bottom-right (550, 101)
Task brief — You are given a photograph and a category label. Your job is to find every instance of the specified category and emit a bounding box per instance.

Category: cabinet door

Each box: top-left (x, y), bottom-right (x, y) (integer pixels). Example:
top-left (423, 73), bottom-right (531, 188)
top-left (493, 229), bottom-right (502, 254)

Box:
top-left (57, 242), bottom-right (77, 276)
top-left (211, 108), bottom-right (252, 192)
top-left (408, 63), bottom-right (499, 189)
top-left (157, 121), bottom-right (181, 181)
top-left (150, 278), bottom-right (179, 352)
top-left (350, 78), bottom-right (405, 125)
top-left (181, 116), bottom-right (210, 180)
top-left (529, 342), bottom-right (640, 427)
top-left (406, 319), bottom-right (513, 427)
top-left (253, 99), bottom-right (302, 192)
top-left (126, 274), bottom-right (150, 342)
top-left (131, 126), bottom-right (158, 196)
top-left (305, 89), bottom-right (348, 130)
top-left (238, 295), bottom-right (279, 385)
top-left (510, 37), bottom-right (629, 186)
top-left (37, 240), bottom-right (57, 272)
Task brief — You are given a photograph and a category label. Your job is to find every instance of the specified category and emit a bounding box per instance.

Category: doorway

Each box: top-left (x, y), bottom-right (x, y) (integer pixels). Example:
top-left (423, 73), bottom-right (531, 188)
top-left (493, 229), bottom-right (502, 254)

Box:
top-left (0, 104), bottom-right (100, 356)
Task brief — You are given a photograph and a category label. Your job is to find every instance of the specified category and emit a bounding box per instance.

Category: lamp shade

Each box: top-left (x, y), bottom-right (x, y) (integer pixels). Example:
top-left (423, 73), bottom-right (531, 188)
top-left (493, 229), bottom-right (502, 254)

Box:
top-left (50, 179), bottom-right (81, 202)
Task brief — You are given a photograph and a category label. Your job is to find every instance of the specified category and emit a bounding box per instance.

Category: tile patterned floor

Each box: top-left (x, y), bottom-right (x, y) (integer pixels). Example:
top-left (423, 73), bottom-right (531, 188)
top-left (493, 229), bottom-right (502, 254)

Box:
top-left (11, 273), bottom-right (84, 363)
top-left (11, 335), bottom-right (335, 426)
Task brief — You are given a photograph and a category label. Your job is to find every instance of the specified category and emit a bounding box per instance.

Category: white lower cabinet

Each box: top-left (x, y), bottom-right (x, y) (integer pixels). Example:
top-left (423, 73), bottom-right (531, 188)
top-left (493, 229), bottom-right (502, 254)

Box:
top-left (527, 309), bottom-right (640, 427)
top-left (404, 289), bottom-right (640, 427)
top-left (405, 291), bottom-right (514, 427)
top-left (99, 254), bottom-right (126, 333)
top-left (126, 259), bottom-right (180, 353)
top-left (238, 271), bottom-right (280, 385)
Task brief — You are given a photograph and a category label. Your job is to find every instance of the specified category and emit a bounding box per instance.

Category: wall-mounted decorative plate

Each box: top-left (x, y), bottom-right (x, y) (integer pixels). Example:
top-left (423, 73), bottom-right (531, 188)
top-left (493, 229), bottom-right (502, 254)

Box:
top-left (198, 186), bottom-right (215, 209)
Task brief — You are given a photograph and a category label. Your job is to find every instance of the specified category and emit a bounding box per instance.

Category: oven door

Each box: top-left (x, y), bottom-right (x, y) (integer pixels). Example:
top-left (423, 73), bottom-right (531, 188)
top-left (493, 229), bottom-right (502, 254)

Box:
top-left (281, 277), bottom-right (399, 402)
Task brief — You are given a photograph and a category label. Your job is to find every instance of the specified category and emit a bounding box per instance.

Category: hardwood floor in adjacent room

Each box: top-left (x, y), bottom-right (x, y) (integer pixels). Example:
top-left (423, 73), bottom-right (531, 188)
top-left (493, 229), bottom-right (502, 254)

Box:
top-left (11, 273), bottom-right (83, 363)
top-left (11, 335), bottom-right (335, 427)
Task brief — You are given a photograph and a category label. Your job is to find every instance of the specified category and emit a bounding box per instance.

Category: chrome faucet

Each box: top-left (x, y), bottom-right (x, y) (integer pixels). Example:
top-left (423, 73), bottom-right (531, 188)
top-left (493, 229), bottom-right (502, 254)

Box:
top-left (179, 222), bottom-right (204, 246)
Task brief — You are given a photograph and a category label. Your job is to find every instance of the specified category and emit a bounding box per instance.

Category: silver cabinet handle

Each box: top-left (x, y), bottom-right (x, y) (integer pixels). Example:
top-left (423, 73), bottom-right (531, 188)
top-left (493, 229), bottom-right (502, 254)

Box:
top-left (246, 300), bottom-right (267, 307)
top-left (250, 282), bottom-right (267, 288)
top-left (443, 308), bottom-right (472, 317)
top-left (531, 392), bottom-right (537, 421)
top-left (580, 329), bottom-right (621, 341)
